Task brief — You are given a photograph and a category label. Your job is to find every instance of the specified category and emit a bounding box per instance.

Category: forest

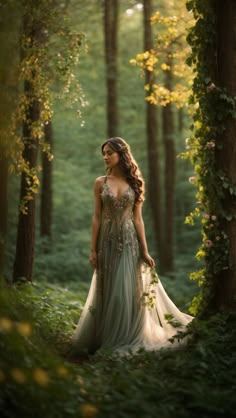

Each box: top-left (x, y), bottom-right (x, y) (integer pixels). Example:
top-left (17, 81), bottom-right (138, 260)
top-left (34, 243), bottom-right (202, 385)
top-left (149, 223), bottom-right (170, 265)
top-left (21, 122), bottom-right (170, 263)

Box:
top-left (0, 0), bottom-right (236, 417)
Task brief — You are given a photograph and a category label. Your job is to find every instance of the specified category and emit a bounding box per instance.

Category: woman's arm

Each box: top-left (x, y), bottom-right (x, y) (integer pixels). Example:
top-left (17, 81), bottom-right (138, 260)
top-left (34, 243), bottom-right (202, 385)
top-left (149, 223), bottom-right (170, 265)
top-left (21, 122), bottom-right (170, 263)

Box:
top-left (89, 177), bottom-right (103, 269)
top-left (133, 202), bottom-right (155, 268)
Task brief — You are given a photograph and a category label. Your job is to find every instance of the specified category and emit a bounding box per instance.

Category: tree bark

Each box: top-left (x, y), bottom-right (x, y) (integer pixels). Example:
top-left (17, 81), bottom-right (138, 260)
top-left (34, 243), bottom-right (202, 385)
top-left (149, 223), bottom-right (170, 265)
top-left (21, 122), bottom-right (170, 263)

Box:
top-left (162, 58), bottom-right (175, 273)
top-left (0, 155), bottom-right (8, 276)
top-left (104, 0), bottom-right (119, 137)
top-left (178, 107), bottom-right (184, 134)
top-left (212, 0), bottom-right (236, 309)
top-left (13, 82), bottom-right (40, 282)
top-left (143, 0), bottom-right (164, 271)
top-left (40, 120), bottom-right (53, 240)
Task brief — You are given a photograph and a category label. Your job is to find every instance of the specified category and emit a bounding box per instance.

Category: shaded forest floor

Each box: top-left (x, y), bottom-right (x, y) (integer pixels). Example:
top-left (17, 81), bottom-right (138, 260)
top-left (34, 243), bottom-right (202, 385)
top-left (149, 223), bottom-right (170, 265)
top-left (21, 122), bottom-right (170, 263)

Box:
top-left (0, 278), bottom-right (236, 418)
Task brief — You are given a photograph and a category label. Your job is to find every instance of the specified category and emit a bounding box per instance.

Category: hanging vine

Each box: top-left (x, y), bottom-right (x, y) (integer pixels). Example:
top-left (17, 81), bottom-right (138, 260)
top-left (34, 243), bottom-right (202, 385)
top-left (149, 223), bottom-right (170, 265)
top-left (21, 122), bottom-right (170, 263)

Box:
top-left (184, 0), bottom-right (236, 314)
top-left (3, 0), bottom-right (86, 214)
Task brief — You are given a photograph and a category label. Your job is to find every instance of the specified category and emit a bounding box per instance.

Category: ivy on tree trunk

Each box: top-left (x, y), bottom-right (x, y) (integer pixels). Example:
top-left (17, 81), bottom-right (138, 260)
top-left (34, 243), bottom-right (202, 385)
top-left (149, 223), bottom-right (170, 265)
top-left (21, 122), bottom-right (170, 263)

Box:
top-left (13, 82), bottom-right (40, 282)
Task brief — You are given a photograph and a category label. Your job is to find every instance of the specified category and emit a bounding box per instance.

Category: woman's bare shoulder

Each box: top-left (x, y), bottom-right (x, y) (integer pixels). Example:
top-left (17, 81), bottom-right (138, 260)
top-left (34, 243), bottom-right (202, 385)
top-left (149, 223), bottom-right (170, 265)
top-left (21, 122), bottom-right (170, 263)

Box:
top-left (93, 176), bottom-right (106, 191)
top-left (94, 175), bottom-right (106, 185)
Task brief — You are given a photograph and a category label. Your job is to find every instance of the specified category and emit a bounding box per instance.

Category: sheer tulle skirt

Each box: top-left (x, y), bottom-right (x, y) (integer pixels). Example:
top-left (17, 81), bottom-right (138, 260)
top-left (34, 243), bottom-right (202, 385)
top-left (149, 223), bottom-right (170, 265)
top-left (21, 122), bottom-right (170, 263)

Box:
top-left (72, 230), bottom-right (193, 355)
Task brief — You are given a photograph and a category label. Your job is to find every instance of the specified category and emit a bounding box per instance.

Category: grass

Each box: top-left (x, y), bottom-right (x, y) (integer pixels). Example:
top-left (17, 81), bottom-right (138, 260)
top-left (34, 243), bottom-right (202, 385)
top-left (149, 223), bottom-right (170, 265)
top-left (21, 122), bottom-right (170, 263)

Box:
top-left (0, 277), bottom-right (236, 418)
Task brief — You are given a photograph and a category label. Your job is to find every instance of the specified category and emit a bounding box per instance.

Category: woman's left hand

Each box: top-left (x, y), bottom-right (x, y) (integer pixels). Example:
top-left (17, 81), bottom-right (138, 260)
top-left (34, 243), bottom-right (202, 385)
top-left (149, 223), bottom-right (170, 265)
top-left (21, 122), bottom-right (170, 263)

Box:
top-left (142, 251), bottom-right (155, 268)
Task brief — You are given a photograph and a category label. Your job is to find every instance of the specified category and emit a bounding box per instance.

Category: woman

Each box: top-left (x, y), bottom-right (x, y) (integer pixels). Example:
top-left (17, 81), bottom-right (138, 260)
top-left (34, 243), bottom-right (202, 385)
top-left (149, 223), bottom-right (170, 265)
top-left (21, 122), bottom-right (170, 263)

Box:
top-left (72, 137), bottom-right (193, 355)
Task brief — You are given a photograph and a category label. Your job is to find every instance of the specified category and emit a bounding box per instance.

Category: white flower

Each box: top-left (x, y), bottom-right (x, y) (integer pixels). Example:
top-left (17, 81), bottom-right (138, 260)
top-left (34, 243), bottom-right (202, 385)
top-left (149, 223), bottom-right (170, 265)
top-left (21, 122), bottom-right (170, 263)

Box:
top-left (189, 176), bottom-right (196, 184)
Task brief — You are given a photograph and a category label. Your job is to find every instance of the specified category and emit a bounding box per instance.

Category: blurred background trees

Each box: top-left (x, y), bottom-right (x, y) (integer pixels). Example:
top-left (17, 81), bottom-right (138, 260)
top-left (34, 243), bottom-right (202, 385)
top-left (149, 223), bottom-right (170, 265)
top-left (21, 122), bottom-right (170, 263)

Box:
top-left (1, 0), bottom-right (200, 308)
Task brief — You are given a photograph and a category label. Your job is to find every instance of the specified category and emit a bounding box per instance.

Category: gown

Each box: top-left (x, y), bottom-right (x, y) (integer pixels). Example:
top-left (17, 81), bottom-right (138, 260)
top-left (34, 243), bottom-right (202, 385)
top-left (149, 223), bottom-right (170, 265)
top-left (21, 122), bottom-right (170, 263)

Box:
top-left (72, 179), bottom-right (193, 355)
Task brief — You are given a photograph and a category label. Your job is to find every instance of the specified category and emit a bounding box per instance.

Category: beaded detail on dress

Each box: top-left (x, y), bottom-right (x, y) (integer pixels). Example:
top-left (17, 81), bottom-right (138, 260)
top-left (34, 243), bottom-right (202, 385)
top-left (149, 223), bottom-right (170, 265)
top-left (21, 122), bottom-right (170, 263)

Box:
top-left (73, 180), bottom-right (193, 354)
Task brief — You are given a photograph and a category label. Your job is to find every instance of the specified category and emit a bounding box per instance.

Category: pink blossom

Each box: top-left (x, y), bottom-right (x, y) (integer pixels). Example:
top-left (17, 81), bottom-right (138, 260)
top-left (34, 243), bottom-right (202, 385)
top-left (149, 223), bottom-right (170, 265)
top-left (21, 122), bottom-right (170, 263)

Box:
top-left (216, 236), bottom-right (220, 241)
top-left (205, 141), bottom-right (215, 149)
top-left (206, 83), bottom-right (216, 92)
top-left (211, 215), bottom-right (217, 221)
top-left (203, 214), bottom-right (210, 219)
top-left (205, 240), bottom-right (214, 248)
top-left (189, 176), bottom-right (196, 184)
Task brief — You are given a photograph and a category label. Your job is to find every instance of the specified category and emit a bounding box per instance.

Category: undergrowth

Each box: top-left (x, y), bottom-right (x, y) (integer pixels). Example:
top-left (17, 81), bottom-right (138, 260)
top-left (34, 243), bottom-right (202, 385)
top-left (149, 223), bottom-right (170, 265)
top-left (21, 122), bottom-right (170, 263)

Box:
top-left (0, 278), bottom-right (236, 418)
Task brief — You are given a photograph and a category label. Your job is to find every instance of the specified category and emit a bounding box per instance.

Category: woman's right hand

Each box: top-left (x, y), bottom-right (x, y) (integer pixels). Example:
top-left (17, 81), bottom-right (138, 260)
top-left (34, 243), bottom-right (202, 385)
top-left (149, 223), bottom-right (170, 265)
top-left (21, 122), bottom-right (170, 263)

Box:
top-left (89, 250), bottom-right (97, 269)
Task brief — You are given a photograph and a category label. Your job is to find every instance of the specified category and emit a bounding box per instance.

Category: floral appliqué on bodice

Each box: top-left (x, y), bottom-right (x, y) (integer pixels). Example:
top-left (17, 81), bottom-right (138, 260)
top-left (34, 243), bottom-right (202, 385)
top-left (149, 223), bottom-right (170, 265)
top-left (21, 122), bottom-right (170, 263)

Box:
top-left (98, 182), bottom-right (140, 259)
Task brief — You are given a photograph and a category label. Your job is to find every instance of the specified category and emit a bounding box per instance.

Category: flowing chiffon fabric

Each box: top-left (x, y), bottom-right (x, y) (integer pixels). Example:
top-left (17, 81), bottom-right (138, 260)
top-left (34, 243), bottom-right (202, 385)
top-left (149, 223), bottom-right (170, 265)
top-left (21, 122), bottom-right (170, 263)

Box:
top-left (73, 180), bottom-right (193, 355)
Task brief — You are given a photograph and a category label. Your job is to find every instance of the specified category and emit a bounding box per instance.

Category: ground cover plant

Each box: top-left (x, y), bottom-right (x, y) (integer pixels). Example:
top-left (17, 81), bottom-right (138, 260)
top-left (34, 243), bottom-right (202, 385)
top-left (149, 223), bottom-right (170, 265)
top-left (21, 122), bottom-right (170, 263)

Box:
top-left (1, 278), bottom-right (236, 418)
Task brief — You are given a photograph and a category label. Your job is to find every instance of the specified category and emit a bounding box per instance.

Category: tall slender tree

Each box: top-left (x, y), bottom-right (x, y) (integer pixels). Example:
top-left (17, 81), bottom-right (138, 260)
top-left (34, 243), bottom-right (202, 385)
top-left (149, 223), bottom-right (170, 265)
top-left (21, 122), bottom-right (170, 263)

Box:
top-left (143, 0), bottom-right (164, 271)
top-left (162, 55), bottom-right (175, 272)
top-left (0, 156), bottom-right (8, 275)
top-left (104, 0), bottom-right (119, 137)
top-left (0, 2), bottom-right (20, 276)
top-left (13, 0), bottom-right (82, 282)
top-left (13, 74), bottom-right (41, 281)
top-left (40, 120), bottom-right (53, 240)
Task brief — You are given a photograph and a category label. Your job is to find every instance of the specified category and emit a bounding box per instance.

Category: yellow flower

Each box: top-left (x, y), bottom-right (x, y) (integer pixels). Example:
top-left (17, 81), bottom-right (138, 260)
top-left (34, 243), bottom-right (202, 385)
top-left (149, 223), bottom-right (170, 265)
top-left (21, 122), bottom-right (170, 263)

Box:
top-left (0, 369), bottom-right (5, 383)
top-left (11, 368), bottom-right (27, 384)
top-left (80, 403), bottom-right (98, 418)
top-left (33, 368), bottom-right (50, 386)
top-left (56, 366), bottom-right (69, 377)
top-left (16, 322), bottom-right (32, 337)
top-left (0, 317), bottom-right (13, 332)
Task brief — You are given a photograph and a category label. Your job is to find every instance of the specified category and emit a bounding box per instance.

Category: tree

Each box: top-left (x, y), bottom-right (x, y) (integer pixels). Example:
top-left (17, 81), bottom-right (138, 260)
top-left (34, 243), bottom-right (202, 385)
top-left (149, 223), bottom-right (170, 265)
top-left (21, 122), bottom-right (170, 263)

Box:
top-left (40, 120), bottom-right (53, 240)
top-left (162, 54), bottom-right (175, 272)
top-left (104, 0), bottom-right (119, 137)
top-left (13, 82), bottom-right (40, 282)
top-left (0, 156), bottom-right (8, 276)
top-left (214, 1), bottom-right (236, 309)
top-left (0, 2), bottom-right (20, 276)
top-left (143, 0), bottom-right (164, 271)
top-left (186, 0), bottom-right (236, 313)
top-left (131, 1), bottom-right (193, 273)
top-left (12, 0), bottom-right (83, 282)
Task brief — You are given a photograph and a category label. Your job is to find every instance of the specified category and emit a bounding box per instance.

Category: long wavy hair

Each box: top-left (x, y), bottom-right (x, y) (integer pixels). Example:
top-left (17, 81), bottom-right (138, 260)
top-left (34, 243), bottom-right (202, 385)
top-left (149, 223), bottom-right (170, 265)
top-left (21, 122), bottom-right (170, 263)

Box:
top-left (101, 137), bottom-right (145, 203)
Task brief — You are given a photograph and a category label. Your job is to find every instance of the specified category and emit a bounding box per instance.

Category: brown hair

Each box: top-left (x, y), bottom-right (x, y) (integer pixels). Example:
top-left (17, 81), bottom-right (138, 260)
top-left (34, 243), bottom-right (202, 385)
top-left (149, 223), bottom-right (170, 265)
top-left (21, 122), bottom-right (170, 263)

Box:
top-left (101, 137), bottom-right (145, 203)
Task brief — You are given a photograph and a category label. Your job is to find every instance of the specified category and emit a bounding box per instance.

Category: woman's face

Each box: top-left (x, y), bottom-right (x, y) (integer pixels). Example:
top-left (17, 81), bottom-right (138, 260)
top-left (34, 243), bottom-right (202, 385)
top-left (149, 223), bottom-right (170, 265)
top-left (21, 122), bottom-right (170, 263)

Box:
top-left (102, 144), bottom-right (120, 169)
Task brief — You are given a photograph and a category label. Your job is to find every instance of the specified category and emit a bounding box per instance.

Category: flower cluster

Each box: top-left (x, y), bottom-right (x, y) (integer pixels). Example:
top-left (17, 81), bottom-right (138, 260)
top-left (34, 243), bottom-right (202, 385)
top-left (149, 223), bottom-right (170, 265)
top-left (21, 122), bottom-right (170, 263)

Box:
top-left (141, 267), bottom-right (159, 309)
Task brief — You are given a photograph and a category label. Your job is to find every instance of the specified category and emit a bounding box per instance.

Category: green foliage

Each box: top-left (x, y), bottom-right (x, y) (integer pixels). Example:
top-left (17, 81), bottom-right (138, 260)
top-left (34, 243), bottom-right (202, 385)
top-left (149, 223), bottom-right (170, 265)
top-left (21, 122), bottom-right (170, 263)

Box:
top-left (5, 1), bottom-right (199, 304)
top-left (0, 279), bottom-right (90, 418)
top-left (1, 278), bottom-right (236, 418)
top-left (3, 0), bottom-right (85, 213)
top-left (184, 0), bottom-right (236, 313)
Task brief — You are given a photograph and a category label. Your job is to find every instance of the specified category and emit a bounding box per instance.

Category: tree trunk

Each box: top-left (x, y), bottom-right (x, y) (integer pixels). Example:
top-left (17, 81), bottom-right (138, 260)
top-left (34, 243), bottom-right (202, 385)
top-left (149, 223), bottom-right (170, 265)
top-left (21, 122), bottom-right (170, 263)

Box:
top-left (0, 155), bottom-right (8, 276)
top-left (104, 0), bottom-right (119, 137)
top-left (162, 58), bottom-right (175, 273)
top-left (178, 107), bottom-right (184, 134)
top-left (143, 0), bottom-right (164, 271)
top-left (212, 0), bottom-right (236, 309)
top-left (40, 120), bottom-right (53, 240)
top-left (13, 82), bottom-right (40, 282)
